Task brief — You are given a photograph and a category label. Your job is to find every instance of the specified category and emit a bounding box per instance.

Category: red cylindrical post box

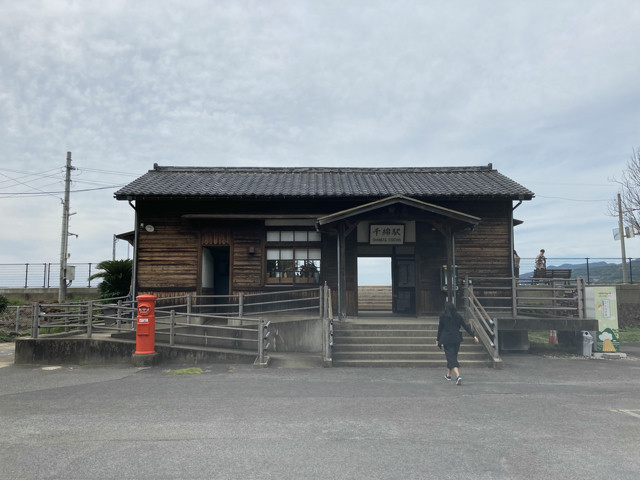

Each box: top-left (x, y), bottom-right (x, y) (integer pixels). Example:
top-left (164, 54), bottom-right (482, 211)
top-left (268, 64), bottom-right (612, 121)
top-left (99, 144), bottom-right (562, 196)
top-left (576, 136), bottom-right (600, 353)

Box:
top-left (135, 295), bottom-right (157, 355)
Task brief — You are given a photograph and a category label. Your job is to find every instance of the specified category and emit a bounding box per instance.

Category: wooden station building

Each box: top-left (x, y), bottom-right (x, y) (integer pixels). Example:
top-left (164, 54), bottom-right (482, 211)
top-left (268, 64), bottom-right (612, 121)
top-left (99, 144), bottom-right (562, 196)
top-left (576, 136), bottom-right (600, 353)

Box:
top-left (115, 164), bottom-right (534, 317)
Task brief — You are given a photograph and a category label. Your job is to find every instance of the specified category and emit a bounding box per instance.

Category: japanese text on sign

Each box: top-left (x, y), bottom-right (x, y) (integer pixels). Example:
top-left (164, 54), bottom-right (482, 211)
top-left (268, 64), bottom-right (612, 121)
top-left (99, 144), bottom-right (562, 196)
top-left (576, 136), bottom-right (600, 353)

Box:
top-left (370, 225), bottom-right (405, 244)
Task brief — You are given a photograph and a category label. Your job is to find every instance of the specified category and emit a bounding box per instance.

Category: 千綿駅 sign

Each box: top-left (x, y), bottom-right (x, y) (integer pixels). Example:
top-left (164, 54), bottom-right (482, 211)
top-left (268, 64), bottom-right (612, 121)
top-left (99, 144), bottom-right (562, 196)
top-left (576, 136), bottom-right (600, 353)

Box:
top-left (370, 225), bottom-right (404, 245)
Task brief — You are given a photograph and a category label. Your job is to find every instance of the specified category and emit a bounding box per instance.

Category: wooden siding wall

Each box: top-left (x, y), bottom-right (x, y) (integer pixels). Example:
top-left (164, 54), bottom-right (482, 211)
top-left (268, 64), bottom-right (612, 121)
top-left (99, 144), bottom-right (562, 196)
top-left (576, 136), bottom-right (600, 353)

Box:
top-left (137, 217), bottom-right (199, 292)
top-left (134, 199), bottom-right (515, 312)
top-left (455, 217), bottom-right (512, 279)
top-left (230, 223), bottom-right (264, 290)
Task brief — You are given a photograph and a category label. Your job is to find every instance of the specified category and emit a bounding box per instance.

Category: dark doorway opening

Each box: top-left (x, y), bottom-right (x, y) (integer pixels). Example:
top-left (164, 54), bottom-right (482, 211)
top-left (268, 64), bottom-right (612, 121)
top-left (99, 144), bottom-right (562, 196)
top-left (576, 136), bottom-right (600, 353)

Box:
top-left (392, 256), bottom-right (416, 315)
top-left (202, 246), bottom-right (230, 299)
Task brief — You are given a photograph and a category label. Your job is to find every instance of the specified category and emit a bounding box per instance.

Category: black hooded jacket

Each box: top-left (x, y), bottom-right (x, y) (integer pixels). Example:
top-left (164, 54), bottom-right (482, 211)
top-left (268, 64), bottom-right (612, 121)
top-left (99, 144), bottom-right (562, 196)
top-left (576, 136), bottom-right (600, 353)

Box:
top-left (437, 309), bottom-right (474, 346)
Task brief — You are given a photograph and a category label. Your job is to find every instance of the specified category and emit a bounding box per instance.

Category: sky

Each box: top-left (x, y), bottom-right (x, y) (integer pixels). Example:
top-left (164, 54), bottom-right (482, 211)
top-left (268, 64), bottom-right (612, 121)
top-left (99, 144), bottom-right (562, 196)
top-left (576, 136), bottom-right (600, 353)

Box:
top-left (1, 0), bottom-right (639, 283)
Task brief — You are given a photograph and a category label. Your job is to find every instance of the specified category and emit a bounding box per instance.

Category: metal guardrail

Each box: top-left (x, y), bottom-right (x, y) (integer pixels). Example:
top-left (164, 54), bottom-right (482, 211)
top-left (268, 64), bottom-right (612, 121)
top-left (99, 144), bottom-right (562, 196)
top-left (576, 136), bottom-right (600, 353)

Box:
top-left (31, 297), bottom-right (135, 338)
top-left (0, 263), bottom-right (99, 288)
top-left (462, 275), bottom-right (589, 364)
top-left (29, 287), bottom-right (329, 365)
top-left (465, 276), bottom-right (584, 318)
top-left (3, 257), bottom-right (636, 289)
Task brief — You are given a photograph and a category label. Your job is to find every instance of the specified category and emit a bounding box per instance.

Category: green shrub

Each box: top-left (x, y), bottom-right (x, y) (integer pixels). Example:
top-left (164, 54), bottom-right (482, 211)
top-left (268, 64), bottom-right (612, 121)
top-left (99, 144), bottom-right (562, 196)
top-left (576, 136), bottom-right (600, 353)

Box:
top-left (0, 295), bottom-right (8, 314)
top-left (88, 259), bottom-right (133, 299)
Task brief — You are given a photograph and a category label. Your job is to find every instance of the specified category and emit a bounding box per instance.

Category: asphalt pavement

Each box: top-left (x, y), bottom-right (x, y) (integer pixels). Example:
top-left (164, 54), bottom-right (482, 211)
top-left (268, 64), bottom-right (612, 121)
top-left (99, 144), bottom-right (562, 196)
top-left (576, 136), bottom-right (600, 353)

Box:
top-left (1, 342), bottom-right (640, 480)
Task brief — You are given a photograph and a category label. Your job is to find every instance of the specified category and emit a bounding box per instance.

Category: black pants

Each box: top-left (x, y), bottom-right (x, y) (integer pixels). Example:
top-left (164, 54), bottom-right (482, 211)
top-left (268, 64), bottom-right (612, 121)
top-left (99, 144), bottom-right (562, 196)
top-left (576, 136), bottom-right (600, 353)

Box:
top-left (443, 342), bottom-right (461, 369)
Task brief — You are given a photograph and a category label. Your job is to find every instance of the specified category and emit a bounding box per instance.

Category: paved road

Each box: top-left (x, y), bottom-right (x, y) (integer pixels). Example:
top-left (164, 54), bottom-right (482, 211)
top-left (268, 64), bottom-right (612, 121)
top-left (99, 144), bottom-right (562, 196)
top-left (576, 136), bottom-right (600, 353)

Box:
top-left (1, 345), bottom-right (640, 480)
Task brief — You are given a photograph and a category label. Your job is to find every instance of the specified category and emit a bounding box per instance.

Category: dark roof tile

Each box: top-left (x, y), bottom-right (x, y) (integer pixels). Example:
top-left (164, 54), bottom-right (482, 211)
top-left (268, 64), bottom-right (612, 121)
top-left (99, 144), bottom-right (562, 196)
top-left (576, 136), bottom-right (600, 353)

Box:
top-left (114, 165), bottom-right (534, 200)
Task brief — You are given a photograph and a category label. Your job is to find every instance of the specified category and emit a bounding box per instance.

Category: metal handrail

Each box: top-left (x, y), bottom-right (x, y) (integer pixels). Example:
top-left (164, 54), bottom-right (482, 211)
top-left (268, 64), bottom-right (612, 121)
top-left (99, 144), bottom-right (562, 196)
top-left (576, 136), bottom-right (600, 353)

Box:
top-left (464, 283), bottom-right (499, 360)
top-left (30, 287), bottom-right (328, 366)
top-left (466, 276), bottom-right (583, 318)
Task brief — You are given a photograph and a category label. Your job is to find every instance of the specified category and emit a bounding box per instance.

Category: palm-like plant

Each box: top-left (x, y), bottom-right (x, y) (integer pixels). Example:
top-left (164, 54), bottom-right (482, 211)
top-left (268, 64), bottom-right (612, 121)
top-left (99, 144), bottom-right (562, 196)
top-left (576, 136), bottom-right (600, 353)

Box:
top-left (88, 259), bottom-right (133, 299)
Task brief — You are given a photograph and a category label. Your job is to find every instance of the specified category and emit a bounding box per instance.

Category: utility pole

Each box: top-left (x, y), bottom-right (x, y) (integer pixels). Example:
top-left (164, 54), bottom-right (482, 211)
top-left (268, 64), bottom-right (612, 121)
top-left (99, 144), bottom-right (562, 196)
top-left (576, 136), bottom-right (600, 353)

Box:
top-left (58, 152), bottom-right (75, 302)
top-left (618, 193), bottom-right (628, 284)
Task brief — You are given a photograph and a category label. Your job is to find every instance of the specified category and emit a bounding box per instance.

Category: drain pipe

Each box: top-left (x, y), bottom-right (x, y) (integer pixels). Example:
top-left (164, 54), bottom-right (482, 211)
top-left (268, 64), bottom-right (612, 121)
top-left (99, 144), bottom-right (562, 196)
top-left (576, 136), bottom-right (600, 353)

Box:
top-left (128, 199), bottom-right (139, 299)
top-left (511, 198), bottom-right (524, 278)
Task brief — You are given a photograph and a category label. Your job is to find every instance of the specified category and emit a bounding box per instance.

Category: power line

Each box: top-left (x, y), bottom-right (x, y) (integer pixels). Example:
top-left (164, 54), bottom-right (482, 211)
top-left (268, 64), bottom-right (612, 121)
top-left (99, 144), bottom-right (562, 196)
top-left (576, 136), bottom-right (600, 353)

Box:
top-left (77, 167), bottom-right (141, 177)
top-left (0, 170), bottom-right (62, 201)
top-left (0, 185), bottom-right (124, 197)
top-left (0, 171), bottom-right (63, 187)
top-left (536, 195), bottom-right (611, 202)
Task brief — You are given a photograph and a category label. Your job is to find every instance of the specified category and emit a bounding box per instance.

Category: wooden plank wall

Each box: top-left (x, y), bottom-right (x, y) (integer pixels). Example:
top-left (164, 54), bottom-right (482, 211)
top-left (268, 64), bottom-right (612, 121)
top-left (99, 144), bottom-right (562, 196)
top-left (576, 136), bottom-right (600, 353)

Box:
top-left (137, 217), bottom-right (199, 292)
top-left (133, 199), bottom-right (515, 313)
top-left (455, 217), bottom-right (512, 278)
top-left (230, 224), bottom-right (264, 290)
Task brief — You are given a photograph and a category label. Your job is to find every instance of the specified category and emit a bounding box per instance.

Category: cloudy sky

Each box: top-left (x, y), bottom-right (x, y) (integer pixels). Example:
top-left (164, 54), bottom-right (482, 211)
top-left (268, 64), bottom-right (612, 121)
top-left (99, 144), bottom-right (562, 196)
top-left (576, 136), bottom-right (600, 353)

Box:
top-left (1, 1), bottom-right (639, 280)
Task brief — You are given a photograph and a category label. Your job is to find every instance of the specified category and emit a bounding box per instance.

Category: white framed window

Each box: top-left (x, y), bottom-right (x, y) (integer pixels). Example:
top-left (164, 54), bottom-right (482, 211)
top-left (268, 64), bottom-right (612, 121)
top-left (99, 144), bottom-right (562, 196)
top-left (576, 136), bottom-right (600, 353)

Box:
top-left (266, 230), bottom-right (321, 284)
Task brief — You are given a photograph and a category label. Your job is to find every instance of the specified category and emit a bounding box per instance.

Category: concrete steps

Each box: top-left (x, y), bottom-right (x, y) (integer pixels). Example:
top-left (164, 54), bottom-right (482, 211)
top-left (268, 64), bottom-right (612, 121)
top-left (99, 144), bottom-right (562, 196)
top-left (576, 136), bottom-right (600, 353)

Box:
top-left (332, 322), bottom-right (493, 368)
top-left (358, 286), bottom-right (392, 311)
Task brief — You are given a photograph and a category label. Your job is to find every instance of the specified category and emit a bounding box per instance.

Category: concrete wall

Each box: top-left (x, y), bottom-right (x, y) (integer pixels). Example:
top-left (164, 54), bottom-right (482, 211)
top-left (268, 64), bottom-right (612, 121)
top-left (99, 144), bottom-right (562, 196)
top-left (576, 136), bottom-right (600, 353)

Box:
top-left (0, 288), bottom-right (100, 303)
top-left (268, 317), bottom-right (322, 353)
top-left (14, 337), bottom-right (255, 366)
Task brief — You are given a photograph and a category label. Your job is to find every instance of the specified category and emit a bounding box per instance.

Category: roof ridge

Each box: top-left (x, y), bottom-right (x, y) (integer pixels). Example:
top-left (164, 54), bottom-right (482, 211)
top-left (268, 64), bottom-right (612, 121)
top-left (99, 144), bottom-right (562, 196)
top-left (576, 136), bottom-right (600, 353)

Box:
top-left (152, 164), bottom-right (494, 173)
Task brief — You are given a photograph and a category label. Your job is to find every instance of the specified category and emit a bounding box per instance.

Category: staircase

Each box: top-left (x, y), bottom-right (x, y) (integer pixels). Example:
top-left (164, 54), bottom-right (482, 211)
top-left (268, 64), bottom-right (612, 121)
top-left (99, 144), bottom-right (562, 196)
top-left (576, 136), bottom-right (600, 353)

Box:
top-left (332, 321), bottom-right (493, 368)
top-left (358, 286), bottom-right (392, 311)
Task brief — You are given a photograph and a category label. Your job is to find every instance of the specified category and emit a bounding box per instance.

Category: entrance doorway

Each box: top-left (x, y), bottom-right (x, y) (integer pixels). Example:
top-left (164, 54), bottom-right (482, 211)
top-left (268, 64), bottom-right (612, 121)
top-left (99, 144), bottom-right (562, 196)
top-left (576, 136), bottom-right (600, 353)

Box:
top-left (357, 257), bottom-right (392, 312)
top-left (357, 255), bottom-right (417, 315)
top-left (202, 246), bottom-right (230, 298)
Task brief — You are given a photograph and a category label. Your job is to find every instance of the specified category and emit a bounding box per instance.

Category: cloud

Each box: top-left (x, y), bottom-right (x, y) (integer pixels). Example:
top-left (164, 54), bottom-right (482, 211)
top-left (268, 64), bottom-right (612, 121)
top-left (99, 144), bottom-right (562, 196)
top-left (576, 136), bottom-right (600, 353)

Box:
top-left (0, 0), bottom-right (639, 266)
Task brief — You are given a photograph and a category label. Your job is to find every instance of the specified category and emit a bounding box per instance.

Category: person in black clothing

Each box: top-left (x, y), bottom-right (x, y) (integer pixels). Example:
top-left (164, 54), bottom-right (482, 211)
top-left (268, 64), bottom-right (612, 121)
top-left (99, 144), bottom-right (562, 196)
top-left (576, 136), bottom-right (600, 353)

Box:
top-left (436, 302), bottom-right (478, 385)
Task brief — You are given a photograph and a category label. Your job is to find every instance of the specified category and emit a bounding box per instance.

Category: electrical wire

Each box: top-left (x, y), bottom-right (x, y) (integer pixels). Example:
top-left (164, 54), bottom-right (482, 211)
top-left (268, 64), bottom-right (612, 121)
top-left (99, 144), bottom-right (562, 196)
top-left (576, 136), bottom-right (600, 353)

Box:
top-left (0, 185), bottom-right (124, 197)
top-left (0, 171), bottom-right (63, 201)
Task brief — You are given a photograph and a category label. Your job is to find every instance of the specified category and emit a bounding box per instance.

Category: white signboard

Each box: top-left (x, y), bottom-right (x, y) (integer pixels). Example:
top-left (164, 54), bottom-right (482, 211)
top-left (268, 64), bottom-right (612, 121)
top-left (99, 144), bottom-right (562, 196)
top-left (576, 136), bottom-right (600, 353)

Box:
top-left (370, 225), bottom-right (405, 245)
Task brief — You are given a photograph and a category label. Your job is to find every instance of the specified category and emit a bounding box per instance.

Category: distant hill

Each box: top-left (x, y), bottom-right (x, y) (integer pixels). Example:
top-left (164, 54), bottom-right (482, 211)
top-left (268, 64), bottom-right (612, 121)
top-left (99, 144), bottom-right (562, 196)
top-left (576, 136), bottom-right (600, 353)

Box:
top-left (521, 259), bottom-right (640, 284)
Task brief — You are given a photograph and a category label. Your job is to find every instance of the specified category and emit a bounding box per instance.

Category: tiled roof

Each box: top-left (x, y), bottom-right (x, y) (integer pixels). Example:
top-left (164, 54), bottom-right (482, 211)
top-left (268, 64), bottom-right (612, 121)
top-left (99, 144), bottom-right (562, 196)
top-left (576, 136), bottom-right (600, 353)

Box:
top-left (115, 165), bottom-right (534, 200)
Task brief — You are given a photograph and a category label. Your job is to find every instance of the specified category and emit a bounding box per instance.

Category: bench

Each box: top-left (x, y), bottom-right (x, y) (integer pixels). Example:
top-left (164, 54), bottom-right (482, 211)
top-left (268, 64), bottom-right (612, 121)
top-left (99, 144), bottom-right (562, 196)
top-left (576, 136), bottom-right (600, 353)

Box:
top-left (541, 269), bottom-right (572, 279)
